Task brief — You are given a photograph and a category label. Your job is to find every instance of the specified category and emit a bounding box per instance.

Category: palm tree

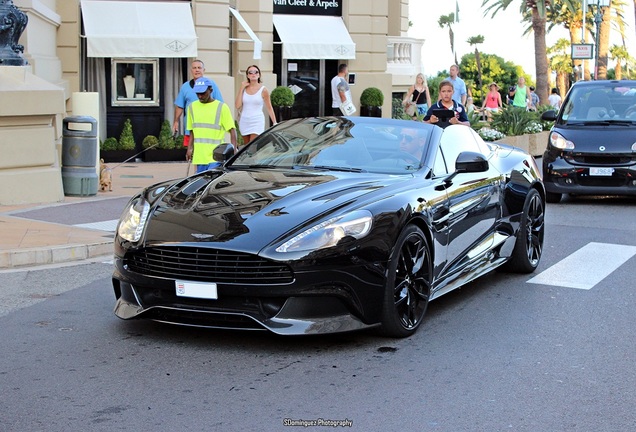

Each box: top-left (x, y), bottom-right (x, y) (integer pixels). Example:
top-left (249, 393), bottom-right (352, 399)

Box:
top-left (546, 1), bottom-right (593, 80)
top-left (482, 0), bottom-right (576, 105)
top-left (438, 13), bottom-right (458, 65)
top-left (609, 44), bottom-right (631, 78)
top-left (467, 35), bottom-right (486, 93)
top-left (547, 38), bottom-right (572, 97)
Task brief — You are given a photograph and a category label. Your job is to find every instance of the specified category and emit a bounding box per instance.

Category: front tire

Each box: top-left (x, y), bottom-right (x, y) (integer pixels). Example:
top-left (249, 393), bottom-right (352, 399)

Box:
top-left (504, 188), bottom-right (545, 273)
top-left (380, 225), bottom-right (432, 338)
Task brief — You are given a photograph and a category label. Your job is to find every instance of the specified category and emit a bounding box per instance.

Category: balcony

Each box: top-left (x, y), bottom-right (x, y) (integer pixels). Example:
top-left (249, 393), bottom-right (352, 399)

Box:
top-left (387, 36), bottom-right (425, 88)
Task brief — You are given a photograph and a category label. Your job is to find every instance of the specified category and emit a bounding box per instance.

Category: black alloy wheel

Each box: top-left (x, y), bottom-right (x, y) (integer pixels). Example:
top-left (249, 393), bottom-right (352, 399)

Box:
top-left (380, 225), bottom-right (432, 338)
top-left (504, 188), bottom-right (545, 273)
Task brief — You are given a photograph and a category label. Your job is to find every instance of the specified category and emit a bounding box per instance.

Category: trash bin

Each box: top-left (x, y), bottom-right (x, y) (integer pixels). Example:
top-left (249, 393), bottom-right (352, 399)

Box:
top-left (61, 116), bottom-right (98, 196)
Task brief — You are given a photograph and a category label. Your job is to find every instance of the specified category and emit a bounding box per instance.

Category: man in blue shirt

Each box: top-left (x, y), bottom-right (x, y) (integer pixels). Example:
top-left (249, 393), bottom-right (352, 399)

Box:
top-left (172, 59), bottom-right (223, 146)
top-left (447, 64), bottom-right (467, 106)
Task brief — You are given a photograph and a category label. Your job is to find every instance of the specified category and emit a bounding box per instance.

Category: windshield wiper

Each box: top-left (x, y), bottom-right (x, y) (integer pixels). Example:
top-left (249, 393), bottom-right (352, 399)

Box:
top-left (231, 164), bottom-right (280, 169)
top-left (578, 120), bottom-right (635, 126)
top-left (311, 165), bottom-right (366, 173)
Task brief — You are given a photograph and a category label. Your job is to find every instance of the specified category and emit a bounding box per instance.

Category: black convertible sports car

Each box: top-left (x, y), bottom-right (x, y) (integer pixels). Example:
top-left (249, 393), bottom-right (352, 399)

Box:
top-left (112, 117), bottom-right (545, 337)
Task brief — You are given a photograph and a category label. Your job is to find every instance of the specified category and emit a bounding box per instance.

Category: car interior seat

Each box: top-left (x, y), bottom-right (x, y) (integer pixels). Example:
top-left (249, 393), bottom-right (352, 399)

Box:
top-left (585, 89), bottom-right (613, 119)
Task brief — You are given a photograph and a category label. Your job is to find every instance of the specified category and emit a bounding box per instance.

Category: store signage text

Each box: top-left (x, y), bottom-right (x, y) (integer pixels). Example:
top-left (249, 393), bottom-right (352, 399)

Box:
top-left (273, 0), bottom-right (341, 16)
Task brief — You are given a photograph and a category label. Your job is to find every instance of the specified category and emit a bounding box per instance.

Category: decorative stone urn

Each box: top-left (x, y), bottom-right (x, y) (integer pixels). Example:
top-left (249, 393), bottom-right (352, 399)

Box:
top-left (0, 0), bottom-right (28, 66)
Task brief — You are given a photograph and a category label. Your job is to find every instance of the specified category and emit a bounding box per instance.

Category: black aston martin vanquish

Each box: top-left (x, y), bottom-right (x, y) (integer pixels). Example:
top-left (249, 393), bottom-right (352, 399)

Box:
top-left (112, 117), bottom-right (545, 337)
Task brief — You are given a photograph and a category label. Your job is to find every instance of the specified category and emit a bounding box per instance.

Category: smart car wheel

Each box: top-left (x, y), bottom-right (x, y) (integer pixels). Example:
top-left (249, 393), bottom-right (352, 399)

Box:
top-left (504, 189), bottom-right (544, 273)
top-left (380, 225), bottom-right (432, 338)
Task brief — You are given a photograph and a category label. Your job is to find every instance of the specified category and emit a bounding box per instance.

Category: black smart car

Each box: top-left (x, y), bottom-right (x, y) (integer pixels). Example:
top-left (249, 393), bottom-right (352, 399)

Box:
top-left (541, 80), bottom-right (636, 203)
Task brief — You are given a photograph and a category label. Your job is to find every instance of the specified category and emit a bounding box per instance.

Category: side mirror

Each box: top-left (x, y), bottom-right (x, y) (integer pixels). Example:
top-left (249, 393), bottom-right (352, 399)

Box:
top-left (213, 143), bottom-right (235, 162)
top-left (455, 151), bottom-right (489, 173)
top-left (541, 110), bottom-right (557, 121)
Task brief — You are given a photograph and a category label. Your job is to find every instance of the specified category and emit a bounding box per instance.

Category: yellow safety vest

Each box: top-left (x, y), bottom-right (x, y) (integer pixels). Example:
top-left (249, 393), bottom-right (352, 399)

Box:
top-left (186, 100), bottom-right (234, 165)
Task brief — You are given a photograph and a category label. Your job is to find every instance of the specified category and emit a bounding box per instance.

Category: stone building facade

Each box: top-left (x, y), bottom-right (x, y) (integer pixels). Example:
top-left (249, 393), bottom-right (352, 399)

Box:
top-left (1, 0), bottom-right (424, 204)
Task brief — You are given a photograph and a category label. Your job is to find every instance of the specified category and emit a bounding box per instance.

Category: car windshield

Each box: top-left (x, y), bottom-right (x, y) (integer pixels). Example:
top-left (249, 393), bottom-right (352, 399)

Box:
top-left (229, 117), bottom-right (433, 174)
top-left (560, 82), bottom-right (636, 124)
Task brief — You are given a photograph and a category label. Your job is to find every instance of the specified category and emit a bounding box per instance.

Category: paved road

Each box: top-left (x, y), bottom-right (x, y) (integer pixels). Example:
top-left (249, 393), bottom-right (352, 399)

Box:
top-left (1, 195), bottom-right (635, 431)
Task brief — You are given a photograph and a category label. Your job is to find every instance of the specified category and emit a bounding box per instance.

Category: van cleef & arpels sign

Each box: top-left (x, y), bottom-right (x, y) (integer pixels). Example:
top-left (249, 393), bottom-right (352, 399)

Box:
top-left (273, 0), bottom-right (342, 16)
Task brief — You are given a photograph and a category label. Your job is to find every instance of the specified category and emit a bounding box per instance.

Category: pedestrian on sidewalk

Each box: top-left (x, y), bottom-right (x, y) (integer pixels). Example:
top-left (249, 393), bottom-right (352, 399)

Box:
top-left (481, 82), bottom-right (502, 121)
top-left (446, 64), bottom-right (467, 105)
top-left (403, 73), bottom-right (432, 120)
top-left (173, 60), bottom-right (224, 147)
top-left (235, 64), bottom-right (277, 145)
top-left (186, 77), bottom-right (236, 173)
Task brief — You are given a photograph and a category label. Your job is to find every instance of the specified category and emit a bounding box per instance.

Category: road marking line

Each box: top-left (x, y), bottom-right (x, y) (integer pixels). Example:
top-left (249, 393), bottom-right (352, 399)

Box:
top-left (528, 242), bottom-right (636, 290)
top-left (73, 219), bottom-right (119, 232)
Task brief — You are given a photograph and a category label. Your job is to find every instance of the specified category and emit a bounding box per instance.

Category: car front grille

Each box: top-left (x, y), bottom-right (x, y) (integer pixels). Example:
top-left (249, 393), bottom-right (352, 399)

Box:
top-left (569, 154), bottom-right (636, 165)
top-left (125, 246), bottom-right (293, 284)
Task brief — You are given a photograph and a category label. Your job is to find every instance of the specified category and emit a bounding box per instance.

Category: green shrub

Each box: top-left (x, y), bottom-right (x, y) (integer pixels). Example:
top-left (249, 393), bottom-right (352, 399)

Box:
top-left (174, 134), bottom-right (185, 148)
top-left (392, 97), bottom-right (411, 120)
top-left (270, 86), bottom-right (295, 107)
top-left (360, 87), bottom-right (384, 107)
top-left (101, 137), bottom-right (118, 151)
top-left (142, 135), bottom-right (159, 150)
top-left (158, 120), bottom-right (175, 149)
top-left (118, 118), bottom-right (135, 150)
top-left (490, 105), bottom-right (536, 136)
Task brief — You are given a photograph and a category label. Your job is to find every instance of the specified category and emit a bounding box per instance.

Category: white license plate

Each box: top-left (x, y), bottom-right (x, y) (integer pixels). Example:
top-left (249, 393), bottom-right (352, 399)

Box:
top-left (175, 280), bottom-right (218, 300)
top-left (589, 167), bottom-right (614, 176)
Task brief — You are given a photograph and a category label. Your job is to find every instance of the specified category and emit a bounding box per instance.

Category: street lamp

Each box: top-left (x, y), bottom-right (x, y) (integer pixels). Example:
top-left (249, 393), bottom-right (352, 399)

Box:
top-left (587, 0), bottom-right (611, 80)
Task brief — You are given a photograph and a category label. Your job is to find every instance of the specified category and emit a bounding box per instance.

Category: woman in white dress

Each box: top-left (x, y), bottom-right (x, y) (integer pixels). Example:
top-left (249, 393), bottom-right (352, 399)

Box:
top-left (235, 65), bottom-right (277, 145)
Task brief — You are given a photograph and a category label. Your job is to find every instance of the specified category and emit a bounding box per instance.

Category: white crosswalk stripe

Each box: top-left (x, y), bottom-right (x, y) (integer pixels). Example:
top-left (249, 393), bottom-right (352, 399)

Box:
top-left (527, 242), bottom-right (636, 290)
top-left (73, 219), bottom-right (119, 232)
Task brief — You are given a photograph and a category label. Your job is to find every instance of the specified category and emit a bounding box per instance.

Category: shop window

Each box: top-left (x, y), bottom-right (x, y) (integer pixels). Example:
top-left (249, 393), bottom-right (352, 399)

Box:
top-left (111, 59), bottom-right (159, 106)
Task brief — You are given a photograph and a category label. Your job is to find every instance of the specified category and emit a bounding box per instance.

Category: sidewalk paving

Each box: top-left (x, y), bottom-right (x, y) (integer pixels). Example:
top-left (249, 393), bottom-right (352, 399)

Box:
top-left (0, 161), bottom-right (189, 270)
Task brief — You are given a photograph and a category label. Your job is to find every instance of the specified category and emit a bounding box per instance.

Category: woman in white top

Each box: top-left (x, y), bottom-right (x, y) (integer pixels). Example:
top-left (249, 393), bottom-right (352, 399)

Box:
top-left (235, 65), bottom-right (277, 145)
top-left (403, 73), bottom-right (432, 120)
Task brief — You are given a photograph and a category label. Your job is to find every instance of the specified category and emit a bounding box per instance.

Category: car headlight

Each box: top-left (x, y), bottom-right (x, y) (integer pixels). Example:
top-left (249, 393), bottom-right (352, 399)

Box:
top-left (550, 131), bottom-right (575, 150)
top-left (117, 197), bottom-right (150, 242)
top-left (276, 210), bottom-right (373, 253)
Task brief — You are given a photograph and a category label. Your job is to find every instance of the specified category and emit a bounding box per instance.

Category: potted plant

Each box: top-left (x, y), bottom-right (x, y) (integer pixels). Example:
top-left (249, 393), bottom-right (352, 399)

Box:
top-left (119, 118), bottom-right (136, 151)
top-left (99, 137), bottom-right (127, 163)
top-left (144, 121), bottom-right (185, 162)
top-left (100, 118), bottom-right (138, 162)
top-left (145, 120), bottom-right (183, 161)
top-left (270, 86), bottom-right (295, 121)
top-left (360, 87), bottom-right (384, 117)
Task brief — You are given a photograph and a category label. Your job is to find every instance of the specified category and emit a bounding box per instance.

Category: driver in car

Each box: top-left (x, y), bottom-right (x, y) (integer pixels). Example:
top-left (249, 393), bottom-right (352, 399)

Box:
top-left (399, 128), bottom-right (426, 160)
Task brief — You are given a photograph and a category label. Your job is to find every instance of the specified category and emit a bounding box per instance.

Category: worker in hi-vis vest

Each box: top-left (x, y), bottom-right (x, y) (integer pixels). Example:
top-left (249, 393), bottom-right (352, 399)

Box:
top-left (186, 77), bottom-right (237, 173)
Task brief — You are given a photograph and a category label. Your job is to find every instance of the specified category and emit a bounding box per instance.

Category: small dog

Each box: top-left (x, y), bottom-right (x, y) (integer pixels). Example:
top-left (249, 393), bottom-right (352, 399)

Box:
top-left (99, 158), bottom-right (113, 192)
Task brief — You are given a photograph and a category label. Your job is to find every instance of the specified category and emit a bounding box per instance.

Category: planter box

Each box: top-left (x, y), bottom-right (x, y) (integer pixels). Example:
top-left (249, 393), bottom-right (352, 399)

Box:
top-left (528, 131), bottom-right (549, 157)
top-left (274, 106), bottom-right (293, 121)
top-left (100, 150), bottom-right (137, 163)
top-left (360, 106), bottom-right (382, 117)
top-left (143, 149), bottom-right (186, 162)
top-left (495, 131), bottom-right (549, 157)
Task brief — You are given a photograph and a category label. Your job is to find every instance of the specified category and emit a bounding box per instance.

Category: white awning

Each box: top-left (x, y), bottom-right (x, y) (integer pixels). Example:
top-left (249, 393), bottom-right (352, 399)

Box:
top-left (229, 7), bottom-right (262, 60)
top-left (273, 15), bottom-right (355, 60)
top-left (80, 0), bottom-right (197, 58)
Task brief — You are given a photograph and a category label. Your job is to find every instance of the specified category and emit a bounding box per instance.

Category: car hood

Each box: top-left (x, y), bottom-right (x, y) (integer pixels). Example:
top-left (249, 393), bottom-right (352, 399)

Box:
top-left (555, 124), bottom-right (636, 152)
top-left (140, 169), bottom-right (407, 251)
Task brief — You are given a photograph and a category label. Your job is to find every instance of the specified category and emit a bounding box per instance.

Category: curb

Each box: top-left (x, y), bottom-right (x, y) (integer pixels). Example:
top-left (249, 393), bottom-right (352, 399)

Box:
top-left (0, 241), bottom-right (113, 270)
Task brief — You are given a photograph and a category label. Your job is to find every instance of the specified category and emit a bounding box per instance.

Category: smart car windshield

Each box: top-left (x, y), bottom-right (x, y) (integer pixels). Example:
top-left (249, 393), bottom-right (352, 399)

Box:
top-left (560, 82), bottom-right (636, 124)
top-left (229, 117), bottom-right (433, 174)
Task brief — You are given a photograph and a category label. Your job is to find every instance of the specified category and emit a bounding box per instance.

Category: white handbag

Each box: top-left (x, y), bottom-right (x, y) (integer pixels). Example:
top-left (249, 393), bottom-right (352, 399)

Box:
top-left (340, 100), bottom-right (357, 115)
